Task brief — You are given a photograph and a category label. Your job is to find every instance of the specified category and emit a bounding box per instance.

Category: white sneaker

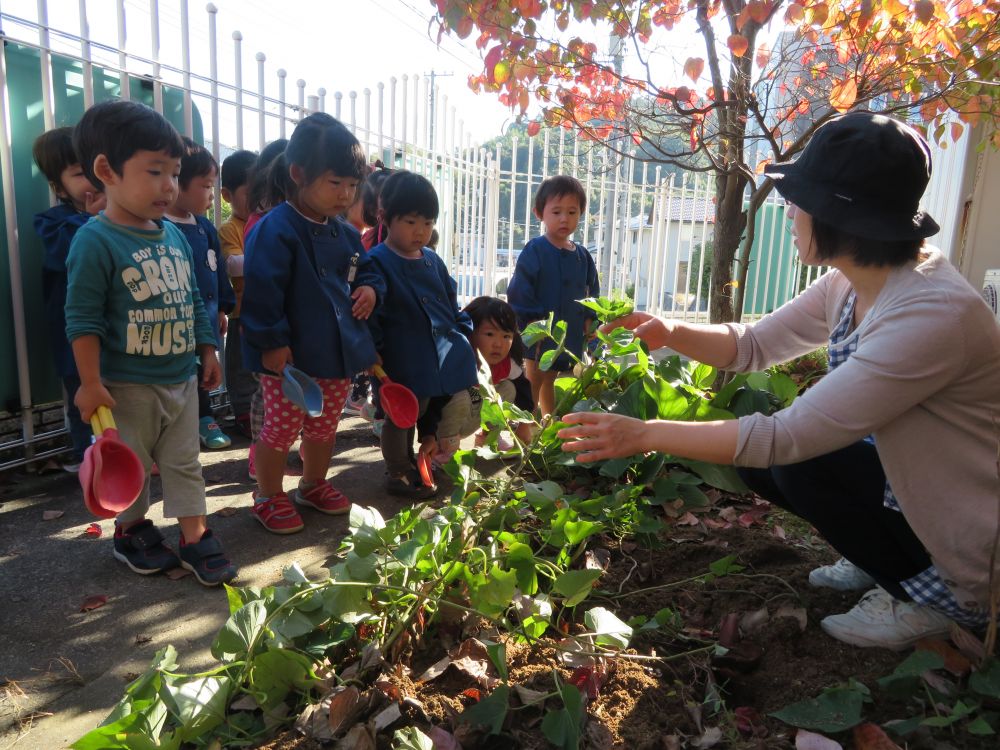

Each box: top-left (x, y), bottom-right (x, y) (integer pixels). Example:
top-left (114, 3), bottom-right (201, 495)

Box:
top-left (820, 587), bottom-right (953, 651)
top-left (808, 558), bottom-right (877, 591)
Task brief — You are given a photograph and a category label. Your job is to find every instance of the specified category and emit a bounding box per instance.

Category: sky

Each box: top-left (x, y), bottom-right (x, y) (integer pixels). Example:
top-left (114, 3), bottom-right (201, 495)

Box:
top-left (2, 0), bottom-right (524, 146)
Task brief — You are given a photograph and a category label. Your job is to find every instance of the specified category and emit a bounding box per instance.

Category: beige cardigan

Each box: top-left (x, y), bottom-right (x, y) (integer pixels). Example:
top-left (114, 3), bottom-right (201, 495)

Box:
top-left (726, 250), bottom-right (1000, 611)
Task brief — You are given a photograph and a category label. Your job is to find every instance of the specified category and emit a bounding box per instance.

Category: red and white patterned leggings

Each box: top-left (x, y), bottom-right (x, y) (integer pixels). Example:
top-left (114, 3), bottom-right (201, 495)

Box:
top-left (257, 374), bottom-right (351, 452)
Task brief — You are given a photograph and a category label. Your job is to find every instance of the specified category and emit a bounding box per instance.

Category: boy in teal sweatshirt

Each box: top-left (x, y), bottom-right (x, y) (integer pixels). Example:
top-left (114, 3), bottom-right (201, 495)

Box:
top-left (66, 100), bottom-right (237, 586)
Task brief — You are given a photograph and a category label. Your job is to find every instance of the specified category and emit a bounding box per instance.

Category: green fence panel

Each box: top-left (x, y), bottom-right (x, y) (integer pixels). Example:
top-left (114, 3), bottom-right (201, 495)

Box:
top-left (0, 42), bottom-right (203, 412)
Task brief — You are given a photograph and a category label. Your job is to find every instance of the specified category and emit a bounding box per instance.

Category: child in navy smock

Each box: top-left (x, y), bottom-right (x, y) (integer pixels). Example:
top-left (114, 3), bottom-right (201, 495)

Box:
top-left (165, 138), bottom-right (236, 450)
top-left (32, 126), bottom-right (106, 470)
top-left (367, 171), bottom-right (478, 498)
top-left (507, 174), bottom-right (599, 416)
top-left (241, 113), bottom-right (382, 534)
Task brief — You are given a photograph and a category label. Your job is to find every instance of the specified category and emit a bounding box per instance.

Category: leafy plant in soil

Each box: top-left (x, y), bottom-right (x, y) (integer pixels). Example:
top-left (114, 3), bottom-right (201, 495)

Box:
top-left (70, 297), bottom-right (854, 749)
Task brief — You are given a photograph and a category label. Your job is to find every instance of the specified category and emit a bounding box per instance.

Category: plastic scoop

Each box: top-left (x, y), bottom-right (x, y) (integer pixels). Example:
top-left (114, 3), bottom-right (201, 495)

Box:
top-left (82, 406), bottom-right (145, 518)
top-left (371, 364), bottom-right (418, 429)
top-left (417, 452), bottom-right (435, 489)
top-left (283, 365), bottom-right (324, 418)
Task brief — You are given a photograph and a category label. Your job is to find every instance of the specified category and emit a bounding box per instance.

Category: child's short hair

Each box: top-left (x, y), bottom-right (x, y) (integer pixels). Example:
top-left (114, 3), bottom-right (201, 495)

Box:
top-left (379, 171), bottom-right (439, 224)
top-left (286, 112), bottom-right (367, 184)
top-left (247, 139), bottom-right (288, 213)
top-left (221, 149), bottom-right (257, 192)
top-left (178, 137), bottom-right (218, 189)
top-left (73, 100), bottom-right (184, 189)
top-left (32, 127), bottom-right (77, 190)
top-left (534, 174), bottom-right (587, 215)
top-left (360, 163), bottom-right (392, 227)
top-left (463, 295), bottom-right (524, 364)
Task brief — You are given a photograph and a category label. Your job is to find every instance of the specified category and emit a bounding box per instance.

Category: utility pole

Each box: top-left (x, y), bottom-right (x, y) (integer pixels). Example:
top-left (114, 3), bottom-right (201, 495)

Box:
top-left (601, 33), bottom-right (626, 285)
top-left (425, 70), bottom-right (453, 151)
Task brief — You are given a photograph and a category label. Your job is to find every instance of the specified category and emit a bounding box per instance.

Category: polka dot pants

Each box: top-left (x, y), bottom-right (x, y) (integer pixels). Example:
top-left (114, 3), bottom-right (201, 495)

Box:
top-left (258, 374), bottom-right (351, 452)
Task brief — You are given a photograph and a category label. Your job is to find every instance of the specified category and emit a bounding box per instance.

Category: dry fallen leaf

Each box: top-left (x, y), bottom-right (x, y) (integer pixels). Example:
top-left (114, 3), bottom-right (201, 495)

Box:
top-left (295, 702), bottom-right (335, 741)
top-left (772, 524), bottom-right (787, 540)
top-left (676, 511), bottom-right (701, 526)
top-left (372, 702), bottom-right (401, 732)
top-left (852, 722), bottom-right (902, 750)
top-left (426, 726), bottom-right (461, 750)
top-left (692, 726), bottom-right (723, 748)
top-left (513, 684), bottom-right (548, 706)
top-left (84, 523), bottom-right (102, 538)
top-left (916, 638), bottom-right (972, 676)
top-left (334, 723), bottom-right (375, 750)
top-left (739, 607), bottom-right (770, 636)
top-left (80, 594), bottom-right (108, 612)
top-left (165, 567), bottom-right (192, 581)
top-left (795, 729), bottom-right (843, 749)
top-left (949, 623), bottom-right (986, 665)
top-left (42, 510), bottom-right (64, 521)
top-left (327, 686), bottom-right (362, 735)
top-left (230, 694), bottom-right (258, 711)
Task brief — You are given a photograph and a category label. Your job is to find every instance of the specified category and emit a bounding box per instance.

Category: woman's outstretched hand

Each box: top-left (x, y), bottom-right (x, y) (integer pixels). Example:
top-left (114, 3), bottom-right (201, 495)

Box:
top-left (601, 311), bottom-right (673, 351)
top-left (557, 411), bottom-right (649, 463)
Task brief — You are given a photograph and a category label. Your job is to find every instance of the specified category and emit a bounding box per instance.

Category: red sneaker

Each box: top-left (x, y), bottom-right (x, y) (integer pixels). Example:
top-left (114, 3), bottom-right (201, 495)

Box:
top-left (291, 479), bottom-right (350, 515)
top-left (250, 492), bottom-right (305, 534)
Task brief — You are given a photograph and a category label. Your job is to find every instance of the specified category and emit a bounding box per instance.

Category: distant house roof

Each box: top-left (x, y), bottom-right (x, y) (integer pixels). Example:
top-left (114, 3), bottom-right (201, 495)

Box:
top-left (625, 196), bottom-right (716, 229)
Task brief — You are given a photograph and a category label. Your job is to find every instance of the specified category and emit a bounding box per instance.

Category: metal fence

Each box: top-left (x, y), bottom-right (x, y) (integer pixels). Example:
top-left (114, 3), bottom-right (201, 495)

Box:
top-left (0, 0), bottom-right (961, 469)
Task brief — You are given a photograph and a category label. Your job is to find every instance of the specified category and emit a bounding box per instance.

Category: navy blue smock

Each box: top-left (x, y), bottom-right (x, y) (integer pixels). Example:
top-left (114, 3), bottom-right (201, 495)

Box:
top-left (241, 202), bottom-right (382, 379)
top-left (35, 204), bottom-right (91, 377)
top-left (506, 236), bottom-right (600, 364)
top-left (367, 243), bottom-right (477, 398)
top-left (168, 215), bottom-right (236, 348)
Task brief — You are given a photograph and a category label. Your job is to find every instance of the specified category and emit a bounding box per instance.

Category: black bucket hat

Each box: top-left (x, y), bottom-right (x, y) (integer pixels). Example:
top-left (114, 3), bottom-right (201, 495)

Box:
top-left (764, 111), bottom-right (939, 241)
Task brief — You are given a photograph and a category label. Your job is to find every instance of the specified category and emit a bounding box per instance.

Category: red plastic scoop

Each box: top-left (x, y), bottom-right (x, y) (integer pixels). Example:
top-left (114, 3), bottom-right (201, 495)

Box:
top-left (371, 364), bottom-right (419, 429)
top-left (81, 406), bottom-right (145, 518)
top-left (417, 452), bottom-right (436, 489)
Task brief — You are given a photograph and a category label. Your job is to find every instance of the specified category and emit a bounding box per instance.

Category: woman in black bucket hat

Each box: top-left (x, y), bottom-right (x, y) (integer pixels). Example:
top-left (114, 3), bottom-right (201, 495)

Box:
top-left (559, 111), bottom-right (1000, 651)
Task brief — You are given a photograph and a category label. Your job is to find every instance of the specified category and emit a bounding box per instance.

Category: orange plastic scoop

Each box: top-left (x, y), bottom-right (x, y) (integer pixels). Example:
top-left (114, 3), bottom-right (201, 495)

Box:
top-left (417, 452), bottom-right (435, 489)
top-left (371, 364), bottom-right (419, 429)
top-left (82, 406), bottom-right (145, 518)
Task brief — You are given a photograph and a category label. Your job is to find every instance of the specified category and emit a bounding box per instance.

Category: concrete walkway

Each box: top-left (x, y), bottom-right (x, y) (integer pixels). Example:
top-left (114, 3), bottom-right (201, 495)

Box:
top-left (0, 415), bottom-right (401, 749)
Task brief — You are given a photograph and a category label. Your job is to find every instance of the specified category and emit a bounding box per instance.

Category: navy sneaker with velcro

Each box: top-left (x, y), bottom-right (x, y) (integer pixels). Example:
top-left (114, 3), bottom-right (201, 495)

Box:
top-left (113, 520), bottom-right (181, 575)
top-left (178, 529), bottom-right (238, 587)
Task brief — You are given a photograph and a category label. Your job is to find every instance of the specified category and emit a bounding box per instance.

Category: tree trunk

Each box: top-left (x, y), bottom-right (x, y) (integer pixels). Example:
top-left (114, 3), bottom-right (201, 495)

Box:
top-left (708, 176), bottom-right (748, 324)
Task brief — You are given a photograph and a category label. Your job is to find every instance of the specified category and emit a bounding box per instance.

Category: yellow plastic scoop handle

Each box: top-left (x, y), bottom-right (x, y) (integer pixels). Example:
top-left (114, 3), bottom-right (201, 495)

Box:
top-left (372, 363), bottom-right (388, 381)
top-left (89, 405), bottom-right (117, 437)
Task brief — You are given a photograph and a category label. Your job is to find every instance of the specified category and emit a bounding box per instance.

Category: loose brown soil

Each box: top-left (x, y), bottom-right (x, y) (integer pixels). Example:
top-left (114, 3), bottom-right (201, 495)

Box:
top-left (254, 498), bottom-right (990, 750)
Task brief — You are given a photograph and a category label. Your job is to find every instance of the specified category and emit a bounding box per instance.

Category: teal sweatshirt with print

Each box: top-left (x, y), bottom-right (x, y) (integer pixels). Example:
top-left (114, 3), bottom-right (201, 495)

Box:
top-left (65, 214), bottom-right (216, 384)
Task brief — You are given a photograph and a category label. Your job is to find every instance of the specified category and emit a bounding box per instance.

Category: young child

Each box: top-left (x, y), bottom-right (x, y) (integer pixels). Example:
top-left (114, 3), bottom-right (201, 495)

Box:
top-left (419, 296), bottom-right (534, 462)
top-left (359, 162), bottom-right (392, 251)
top-left (32, 126), bottom-right (106, 471)
top-left (218, 149), bottom-right (258, 437)
top-left (65, 100), bottom-right (236, 586)
top-left (507, 175), bottom-right (599, 416)
top-left (367, 170), bottom-right (478, 498)
top-left (241, 113), bottom-right (381, 534)
top-left (165, 138), bottom-right (236, 450)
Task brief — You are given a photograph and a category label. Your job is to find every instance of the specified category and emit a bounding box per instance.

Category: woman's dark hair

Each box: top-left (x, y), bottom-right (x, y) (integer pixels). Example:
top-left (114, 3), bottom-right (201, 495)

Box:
top-left (463, 295), bottom-right (524, 365)
top-left (534, 174), bottom-right (587, 215)
top-left (285, 112), bottom-right (367, 185)
top-left (379, 170), bottom-right (439, 223)
top-left (178, 137), bottom-right (218, 189)
top-left (811, 215), bottom-right (922, 267)
top-left (361, 162), bottom-right (392, 227)
top-left (247, 139), bottom-right (288, 213)
top-left (73, 100), bottom-right (184, 189)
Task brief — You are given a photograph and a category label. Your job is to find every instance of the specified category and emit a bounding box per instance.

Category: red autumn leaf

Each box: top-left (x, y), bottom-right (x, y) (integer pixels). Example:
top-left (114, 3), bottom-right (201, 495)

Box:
top-left (718, 612), bottom-right (741, 648)
top-left (556, 11), bottom-right (569, 31)
top-left (526, 120), bottom-right (541, 137)
top-left (462, 688), bottom-right (481, 702)
top-left (755, 43), bottom-right (771, 69)
top-left (570, 665), bottom-right (604, 700)
top-left (80, 594), bottom-right (108, 612)
top-left (734, 706), bottom-right (766, 737)
top-left (84, 523), bottom-right (102, 538)
top-left (747, 0), bottom-right (772, 24)
top-left (830, 76), bottom-right (858, 112)
top-left (807, 2), bottom-right (829, 25)
top-left (852, 723), bottom-right (903, 750)
top-left (683, 57), bottom-right (704, 83)
top-left (675, 85), bottom-right (691, 104)
top-left (785, 3), bottom-right (805, 23)
top-left (728, 34), bottom-right (749, 57)
top-left (485, 45), bottom-right (504, 84)
top-left (915, 638), bottom-right (972, 676)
